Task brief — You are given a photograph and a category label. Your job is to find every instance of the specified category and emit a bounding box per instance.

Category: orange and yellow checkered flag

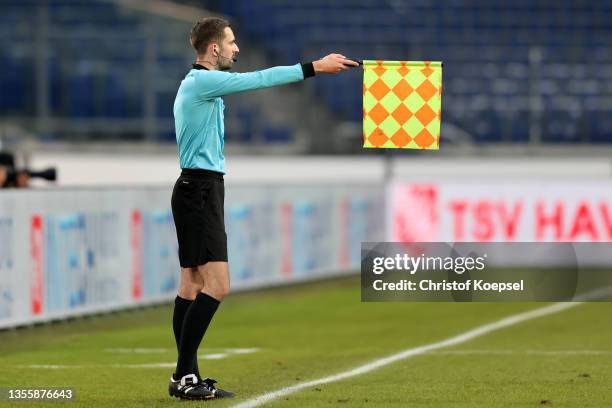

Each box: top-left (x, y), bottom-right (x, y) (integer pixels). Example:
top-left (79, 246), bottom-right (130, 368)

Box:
top-left (363, 60), bottom-right (442, 149)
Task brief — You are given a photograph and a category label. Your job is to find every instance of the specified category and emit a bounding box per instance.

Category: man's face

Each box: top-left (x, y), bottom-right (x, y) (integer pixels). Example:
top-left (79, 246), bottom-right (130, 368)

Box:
top-left (217, 27), bottom-right (239, 71)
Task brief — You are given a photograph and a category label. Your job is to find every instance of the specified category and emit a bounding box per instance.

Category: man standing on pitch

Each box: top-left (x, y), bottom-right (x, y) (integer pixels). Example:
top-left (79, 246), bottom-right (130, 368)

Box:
top-left (169, 17), bottom-right (358, 400)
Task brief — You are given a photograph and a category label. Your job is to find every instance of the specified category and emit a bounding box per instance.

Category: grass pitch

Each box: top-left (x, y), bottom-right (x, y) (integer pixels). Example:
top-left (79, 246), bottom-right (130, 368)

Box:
top-left (0, 276), bottom-right (610, 407)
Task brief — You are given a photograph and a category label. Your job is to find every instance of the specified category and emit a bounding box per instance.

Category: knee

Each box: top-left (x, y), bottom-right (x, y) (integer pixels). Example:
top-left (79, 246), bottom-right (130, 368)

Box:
top-left (178, 281), bottom-right (203, 300)
top-left (219, 283), bottom-right (230, 300)
top-left (203, 282), bottom-right (230, 302)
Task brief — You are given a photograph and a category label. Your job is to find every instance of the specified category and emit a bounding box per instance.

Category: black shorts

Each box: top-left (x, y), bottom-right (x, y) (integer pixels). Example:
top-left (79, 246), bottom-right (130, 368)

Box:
top-left (171, 168), bottom-right (227, 268)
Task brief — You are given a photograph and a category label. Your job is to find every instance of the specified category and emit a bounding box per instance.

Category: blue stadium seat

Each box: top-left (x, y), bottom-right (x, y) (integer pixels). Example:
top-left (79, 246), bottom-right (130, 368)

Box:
top-left (1, 0), bottom-right (611, 143)
top-left (263, 126), bottom-right (292, 143)
top-left (200, 0), bottom-right (611, 144)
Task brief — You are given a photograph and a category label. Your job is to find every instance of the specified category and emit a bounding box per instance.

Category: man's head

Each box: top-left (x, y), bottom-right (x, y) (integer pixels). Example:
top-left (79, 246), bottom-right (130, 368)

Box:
top-left (191, 17), bottom-right (239, 71)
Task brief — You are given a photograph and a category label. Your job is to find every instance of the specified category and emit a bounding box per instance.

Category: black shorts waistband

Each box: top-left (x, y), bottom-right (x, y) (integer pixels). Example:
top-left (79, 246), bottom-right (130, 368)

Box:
top-left (181, 168), bottom-right (224, 180)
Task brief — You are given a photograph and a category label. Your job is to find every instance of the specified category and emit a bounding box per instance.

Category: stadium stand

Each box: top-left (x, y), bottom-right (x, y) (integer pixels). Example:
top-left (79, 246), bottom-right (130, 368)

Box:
top-left (201, 0), bottom-right (612, 143)
top-left (0, 0), bottom-right (610, 145)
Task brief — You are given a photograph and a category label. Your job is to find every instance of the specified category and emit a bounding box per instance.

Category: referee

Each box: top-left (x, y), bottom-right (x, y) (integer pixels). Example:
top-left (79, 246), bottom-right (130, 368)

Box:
top-left (168, 17), bottom-right (358, 400)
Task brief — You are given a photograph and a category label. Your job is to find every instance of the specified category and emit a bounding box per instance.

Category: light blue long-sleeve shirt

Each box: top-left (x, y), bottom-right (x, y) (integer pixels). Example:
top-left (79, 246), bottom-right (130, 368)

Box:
top-left (173, 63), bottom-right (308, 173)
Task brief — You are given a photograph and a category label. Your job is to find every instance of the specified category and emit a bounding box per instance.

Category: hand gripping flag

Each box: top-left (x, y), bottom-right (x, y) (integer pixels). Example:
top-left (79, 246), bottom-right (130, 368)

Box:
top-left (362, 60), bottom-right (442, 149)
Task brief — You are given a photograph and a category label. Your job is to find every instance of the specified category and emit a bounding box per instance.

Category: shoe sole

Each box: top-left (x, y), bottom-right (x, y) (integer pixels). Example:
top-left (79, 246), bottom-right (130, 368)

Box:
top-left (169, 389), bottom-right (215, 400)
top-left (169, 385), bottom-right (234, 399)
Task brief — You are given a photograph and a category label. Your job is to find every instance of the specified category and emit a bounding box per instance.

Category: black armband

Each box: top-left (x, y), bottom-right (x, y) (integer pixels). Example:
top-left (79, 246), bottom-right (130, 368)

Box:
top-left (301, 62), bottom-right (315, 79)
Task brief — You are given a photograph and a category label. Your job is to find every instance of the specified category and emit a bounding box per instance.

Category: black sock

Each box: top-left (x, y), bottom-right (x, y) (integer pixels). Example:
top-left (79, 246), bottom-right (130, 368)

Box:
top-left (172, 296), bottom-right (201, 379)
top-left (175, 292), bottom-right (220, 378)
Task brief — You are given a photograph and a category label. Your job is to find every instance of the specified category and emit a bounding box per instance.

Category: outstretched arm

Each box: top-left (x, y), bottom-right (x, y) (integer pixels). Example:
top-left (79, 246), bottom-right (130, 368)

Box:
top-left (196, 54), bottom-right (358, 99)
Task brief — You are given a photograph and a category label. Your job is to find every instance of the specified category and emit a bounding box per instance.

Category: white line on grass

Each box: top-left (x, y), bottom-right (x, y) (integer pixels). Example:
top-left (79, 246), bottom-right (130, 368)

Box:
top-left (114, 363), bottom-right (176, 368)
top-left (427, 349), bottom-right (612, 356)
top-left (26, 364), bottom-right (85, 369)
top-left (105, 348), bottom-right (169, 353)
top-left (230, 348), bottom-right (260, 354)
top-left (23, 347), bottom-right (262, 369)
top-left (27, 348), bottom-right (612, 370)
top-left (232, 301), bottom-right (589, 408)
top-left (203, 353), bottom-right (228, 360)
top-left (103, 347), bottom-right (259, 355)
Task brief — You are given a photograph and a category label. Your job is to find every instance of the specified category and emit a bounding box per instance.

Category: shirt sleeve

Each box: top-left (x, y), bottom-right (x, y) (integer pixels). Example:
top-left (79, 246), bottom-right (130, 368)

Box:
top-left (195, 63), bottom-right (311, 99)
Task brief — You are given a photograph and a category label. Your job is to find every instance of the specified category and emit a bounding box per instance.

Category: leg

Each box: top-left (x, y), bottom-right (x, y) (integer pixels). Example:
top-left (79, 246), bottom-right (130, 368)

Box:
top-left (175, 262), bottom-right (230, 378)
top-left (198, 261), bottom-right (230, 301)
top-left (178, 267), bottom-right (203, 300)
top-left (173, 267), bottom-right (203, 379)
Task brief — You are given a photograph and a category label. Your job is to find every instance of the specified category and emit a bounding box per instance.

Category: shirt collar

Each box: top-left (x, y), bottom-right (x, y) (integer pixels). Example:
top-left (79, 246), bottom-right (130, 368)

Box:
top-left (192, 63), bottom-right (209, 70)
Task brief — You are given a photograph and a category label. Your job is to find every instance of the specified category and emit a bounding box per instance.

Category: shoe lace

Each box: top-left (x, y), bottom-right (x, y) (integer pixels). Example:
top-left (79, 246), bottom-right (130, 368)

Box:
top-left (201, 378), bottom-right (218, 392)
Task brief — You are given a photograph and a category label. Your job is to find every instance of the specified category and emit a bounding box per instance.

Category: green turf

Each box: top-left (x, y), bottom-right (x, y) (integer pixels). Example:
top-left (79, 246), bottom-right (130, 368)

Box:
top-left (0, 276), bottom-right (610, 407)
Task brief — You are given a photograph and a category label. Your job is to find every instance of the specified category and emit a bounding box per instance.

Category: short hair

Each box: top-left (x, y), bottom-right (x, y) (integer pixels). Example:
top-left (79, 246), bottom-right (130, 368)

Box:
top-left (190, 17), bottom-right (232, 54)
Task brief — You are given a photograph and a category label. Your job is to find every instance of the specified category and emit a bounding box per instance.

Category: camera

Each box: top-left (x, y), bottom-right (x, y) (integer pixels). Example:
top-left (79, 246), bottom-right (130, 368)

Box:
top-left (0, 151), bottom-right (57, 188)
